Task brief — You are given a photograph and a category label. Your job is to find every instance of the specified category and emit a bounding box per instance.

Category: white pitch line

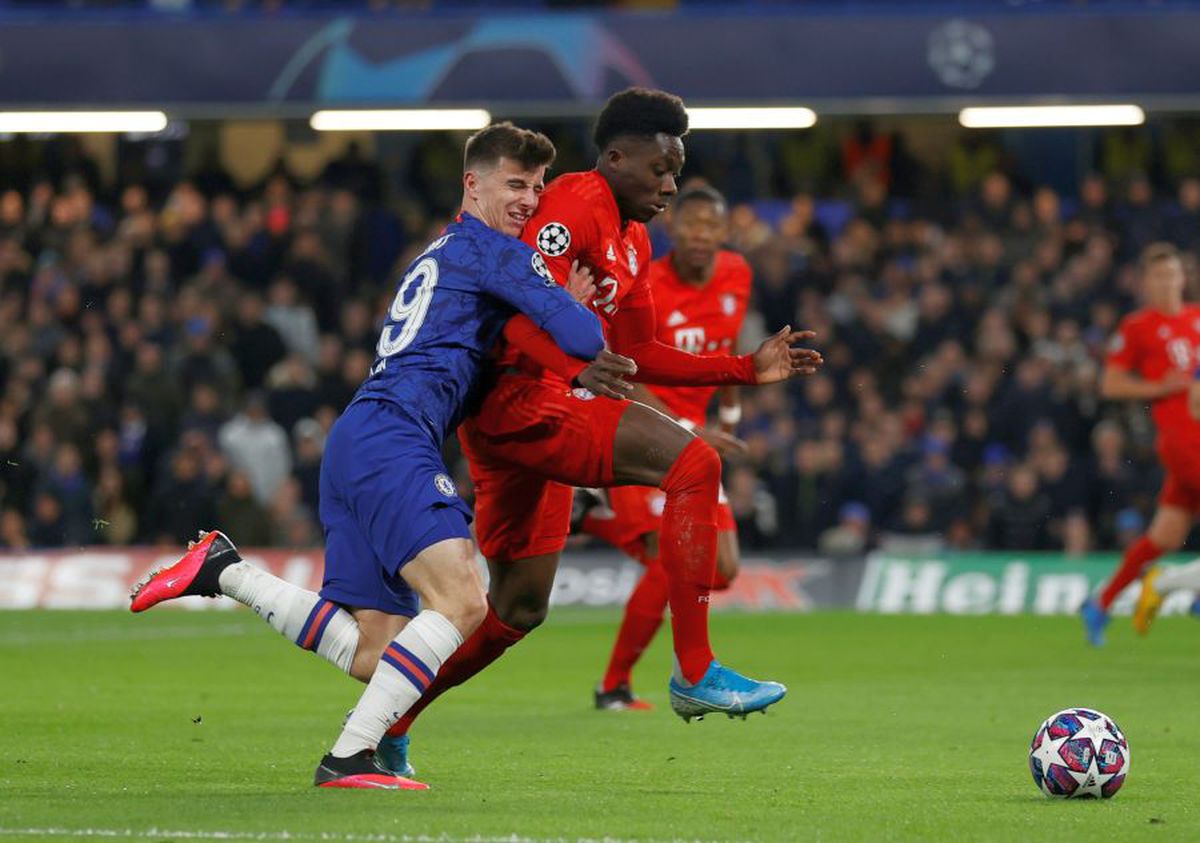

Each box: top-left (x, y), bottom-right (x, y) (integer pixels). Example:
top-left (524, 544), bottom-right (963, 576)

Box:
top-left (0, 830), bottom-right (733, 843)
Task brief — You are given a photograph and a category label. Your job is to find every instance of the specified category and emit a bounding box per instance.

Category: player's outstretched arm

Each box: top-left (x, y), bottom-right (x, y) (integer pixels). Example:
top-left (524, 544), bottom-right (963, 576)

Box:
top-left (610, 294), bottom-right (822, 387)
top-left (750, 326), bottom-right (824, 385)
top-left (1100, 365), bottom-right (1189, 401)
top-left (501, 317), bottom-right (637, 400)
top-left (485, 244), bottom-right (605, 361)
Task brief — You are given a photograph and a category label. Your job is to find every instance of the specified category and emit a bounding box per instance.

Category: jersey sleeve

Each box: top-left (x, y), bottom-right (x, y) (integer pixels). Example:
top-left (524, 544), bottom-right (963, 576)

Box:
top-left (609, 274), bottom-right (757, 386)
top-left (481, 238), bottom-right (604, 361)
top-left (1105, 317), bottom-right (1140, 371)
top-left (521, 189), bottom-right (599, 284)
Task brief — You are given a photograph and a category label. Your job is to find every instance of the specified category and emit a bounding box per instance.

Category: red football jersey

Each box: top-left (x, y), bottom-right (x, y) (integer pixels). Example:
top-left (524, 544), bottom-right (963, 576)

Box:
top-left (505, 171), bottom-right (652, 377)
top-left (646, 251), bottom-right (752, 426)
top-left (1106, 305), bottom-right (1200, 441)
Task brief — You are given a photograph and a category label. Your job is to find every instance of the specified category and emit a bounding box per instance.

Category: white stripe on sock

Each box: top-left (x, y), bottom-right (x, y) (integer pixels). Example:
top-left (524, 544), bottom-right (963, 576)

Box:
top-left (218, 562), bottom-right (359, 673)
top-left (330, 610), bottom-right (463, 758)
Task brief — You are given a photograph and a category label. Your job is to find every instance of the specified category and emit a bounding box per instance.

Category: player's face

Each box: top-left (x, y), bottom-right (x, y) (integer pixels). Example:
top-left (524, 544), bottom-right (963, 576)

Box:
top-left (607, 133), bottom-right (685, 224)
top-left (465, 157), bottom-right (548, 237)
top-left (669, 198), bottom-right (727, 275)
top-left (1144, 256), bottom-right (1185, 308)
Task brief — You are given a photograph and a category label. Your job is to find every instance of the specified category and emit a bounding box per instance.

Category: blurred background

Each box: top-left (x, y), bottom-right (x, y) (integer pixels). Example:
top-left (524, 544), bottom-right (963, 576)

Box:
top-left (0, 0), bottom-right (1198, 584)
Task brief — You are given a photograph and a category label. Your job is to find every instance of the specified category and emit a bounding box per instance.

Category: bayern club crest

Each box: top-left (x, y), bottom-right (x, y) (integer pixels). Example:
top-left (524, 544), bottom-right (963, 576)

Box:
top-left (536, 222), bottom-right (571, 257)
top-left (434, 473), bottom-right (457, 498)
top-left (721, 294), bottom-right (737, 316)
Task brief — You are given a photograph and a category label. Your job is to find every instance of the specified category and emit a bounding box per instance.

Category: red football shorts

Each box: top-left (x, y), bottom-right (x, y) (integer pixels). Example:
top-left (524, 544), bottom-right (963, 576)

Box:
top-left (1157, 437), bottom-right (1200, 512)
top-left (460, 372), bottom-right (632, 561)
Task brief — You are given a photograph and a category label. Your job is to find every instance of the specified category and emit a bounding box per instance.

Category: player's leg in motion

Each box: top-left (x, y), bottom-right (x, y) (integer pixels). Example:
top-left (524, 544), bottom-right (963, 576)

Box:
top-left (131, 532), bottom-right (364, 677)
top-left (596, 512), bottom-right (739, 707)
top-left (598, 549), bottom-right (667, 709)
top-left (577, 487), bottom-right (663, 709)
top-left (318, 536), bottom-right (484, 787)
top-left (1082, 505), bottom-right (1191, 646)
top-left (595, 403), bottom-right (781, 720)
top-left (1133, 557), bottom-right (1200, 634)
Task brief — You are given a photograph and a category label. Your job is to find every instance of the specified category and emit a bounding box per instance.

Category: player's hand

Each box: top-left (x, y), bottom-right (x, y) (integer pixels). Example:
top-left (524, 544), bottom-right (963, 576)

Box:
top-left (1159, 369), bottom-right (1191, 398)
top-left (565, 260), bottom-right (595, 305)
top-left (1189, 382), bottom-right (1200, 420)
top-left (698, 426), bottom-right (749, 458)
top-left (751, 326), bottom-right (823, 384)
top-left (576, 350), bottom-right (638, 400)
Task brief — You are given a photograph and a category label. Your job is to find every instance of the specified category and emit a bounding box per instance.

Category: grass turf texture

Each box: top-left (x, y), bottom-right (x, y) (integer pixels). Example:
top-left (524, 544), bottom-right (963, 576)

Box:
top-left (0, 609), bottom-right (1197, 842)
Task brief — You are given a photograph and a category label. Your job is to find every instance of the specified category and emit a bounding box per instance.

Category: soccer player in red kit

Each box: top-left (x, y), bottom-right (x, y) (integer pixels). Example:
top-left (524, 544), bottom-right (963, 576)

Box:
top-left (580, 184), bottom-right (753, 710)
top-left (374, 88), bottom-right (823, 775)
top-left (1082, 242), bottom-right (1200, 646)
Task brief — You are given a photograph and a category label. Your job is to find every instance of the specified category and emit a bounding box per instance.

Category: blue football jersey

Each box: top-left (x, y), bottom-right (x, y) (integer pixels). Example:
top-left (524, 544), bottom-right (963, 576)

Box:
top-left (352, 212), bottom-right (602, 439)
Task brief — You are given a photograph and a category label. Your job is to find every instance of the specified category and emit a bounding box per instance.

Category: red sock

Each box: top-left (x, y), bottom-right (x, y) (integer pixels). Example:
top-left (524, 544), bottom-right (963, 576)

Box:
top-left (1099, 535), bottom-right (1163, 610)
top-left (602, 558), bottom-right (669, 692)
top-left (658, 438), bottom-right (720, 684)
top-left (386, 600), bottom-right (525, 737)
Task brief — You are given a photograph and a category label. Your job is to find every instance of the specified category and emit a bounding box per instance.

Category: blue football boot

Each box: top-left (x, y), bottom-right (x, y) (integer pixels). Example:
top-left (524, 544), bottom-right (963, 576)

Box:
top-left (1191, 596), bottom-right (1200, 617)
top-left (376, 733), bottom-right (415, 778)
top-left (1080, 598), bottom-right (1110, 647)
top-left (668, 661), bottom-right (786, 722)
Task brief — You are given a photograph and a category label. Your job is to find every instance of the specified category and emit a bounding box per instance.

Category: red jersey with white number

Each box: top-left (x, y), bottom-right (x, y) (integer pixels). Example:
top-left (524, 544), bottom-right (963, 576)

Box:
top-left (1106, 305), bottom-right (1200, 443)
top-left (504, 170), bottom-right (653, 377)
top-left (646, 251), bottom-right (751, 426)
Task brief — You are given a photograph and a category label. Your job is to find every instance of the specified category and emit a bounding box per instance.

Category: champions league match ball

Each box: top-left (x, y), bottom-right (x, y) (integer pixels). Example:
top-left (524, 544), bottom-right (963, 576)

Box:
top-left (1028, 708), bottom-right (1129, 799)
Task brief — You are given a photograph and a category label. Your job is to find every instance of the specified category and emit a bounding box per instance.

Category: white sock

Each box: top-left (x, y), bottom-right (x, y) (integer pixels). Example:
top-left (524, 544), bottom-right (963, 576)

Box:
top-left (1155, 559), bottom-right (1200, 593)
top-left (219, 562), bottom-right (359, 674)
top-left (330, 609), bottom-right (463, 758)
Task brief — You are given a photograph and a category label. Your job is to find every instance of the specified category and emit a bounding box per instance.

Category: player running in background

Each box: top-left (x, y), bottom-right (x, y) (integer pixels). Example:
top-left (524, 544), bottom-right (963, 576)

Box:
top-left (1082, 242), bottom-right (1200, 646)
top-left (128, 123), bottom-right (617, 789)
top-left (375, 88), bottom-right (822, 776)
top-left (579, 184), bottom-right (752, 711)
top-left (1130, 370), bottom-right (1200, 634)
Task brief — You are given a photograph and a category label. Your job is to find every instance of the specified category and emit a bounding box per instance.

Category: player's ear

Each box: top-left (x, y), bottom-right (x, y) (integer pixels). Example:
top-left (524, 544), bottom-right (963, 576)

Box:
top-left (463, 170), bottom-right (479, 197)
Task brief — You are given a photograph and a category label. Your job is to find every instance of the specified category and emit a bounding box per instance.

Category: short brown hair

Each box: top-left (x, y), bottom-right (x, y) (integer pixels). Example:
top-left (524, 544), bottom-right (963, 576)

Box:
top-left (464, 122), bottom-right (556, 173)
top-left (1141, 241), bottom-right (1181, 271)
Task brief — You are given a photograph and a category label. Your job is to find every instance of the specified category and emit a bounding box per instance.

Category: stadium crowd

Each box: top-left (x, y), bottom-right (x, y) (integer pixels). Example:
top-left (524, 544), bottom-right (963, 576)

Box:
top-left (0, 127), bottom-right (1197, 556)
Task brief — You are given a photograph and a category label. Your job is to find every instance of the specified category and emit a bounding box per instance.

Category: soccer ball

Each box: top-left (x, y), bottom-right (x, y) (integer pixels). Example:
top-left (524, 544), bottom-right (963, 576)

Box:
top-left (1029, 708), bottom-right (1129, 799)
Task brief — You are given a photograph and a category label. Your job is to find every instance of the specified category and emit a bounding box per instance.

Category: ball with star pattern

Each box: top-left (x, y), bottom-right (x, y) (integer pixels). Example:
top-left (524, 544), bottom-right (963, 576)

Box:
top-left (1029, 708), bottom-right (1129, 799)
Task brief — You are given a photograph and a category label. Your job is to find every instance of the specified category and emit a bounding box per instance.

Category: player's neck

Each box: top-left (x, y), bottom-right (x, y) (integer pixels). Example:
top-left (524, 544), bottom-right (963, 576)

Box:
top-left (1150, 299), bottom-right (1183, 316)
top-left (671, 253), bottom-right (715, 287)
top-left (594, 166), bottom-right (634, 230)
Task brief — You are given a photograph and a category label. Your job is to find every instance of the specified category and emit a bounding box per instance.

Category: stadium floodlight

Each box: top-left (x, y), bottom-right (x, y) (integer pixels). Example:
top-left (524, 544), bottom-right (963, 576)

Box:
top-left (959, 104), bottom-right (1145, 128)
top-left (687, 107), bottom-right (817, 130)
top-left (0, 111), bottom-right (169, 133)
top-left (310, 109), bottom-right (492, 132)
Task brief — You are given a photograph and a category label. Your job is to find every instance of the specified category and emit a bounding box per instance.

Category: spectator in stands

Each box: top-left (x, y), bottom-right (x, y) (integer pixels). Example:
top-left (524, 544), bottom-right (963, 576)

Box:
top-left (216, 470), bottom-right (273, 548)
top-left (218, 390), bottom-right (291, 506)
top-left (0, 124), bottom-right (1194, 556)
top-left (986, 463), bottom-right (1052, 550)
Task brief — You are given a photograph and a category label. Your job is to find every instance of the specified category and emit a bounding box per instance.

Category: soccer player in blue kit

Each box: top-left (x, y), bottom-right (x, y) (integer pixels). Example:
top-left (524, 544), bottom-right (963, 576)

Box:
top-left (130, 123), bottom-right (626, 790)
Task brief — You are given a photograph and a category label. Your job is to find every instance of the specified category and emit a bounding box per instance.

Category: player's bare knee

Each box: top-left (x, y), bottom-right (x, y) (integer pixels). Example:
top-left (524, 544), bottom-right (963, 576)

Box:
top-left (500, 593), bottom-right (549, 632)
top-left (457, 587), bottom-right (488, 635)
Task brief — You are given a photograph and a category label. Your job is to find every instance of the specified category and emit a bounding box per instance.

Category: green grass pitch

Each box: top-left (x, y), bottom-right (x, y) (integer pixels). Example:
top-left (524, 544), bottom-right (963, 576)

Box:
top-left (0, 607), bottom-right (1197, 841)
